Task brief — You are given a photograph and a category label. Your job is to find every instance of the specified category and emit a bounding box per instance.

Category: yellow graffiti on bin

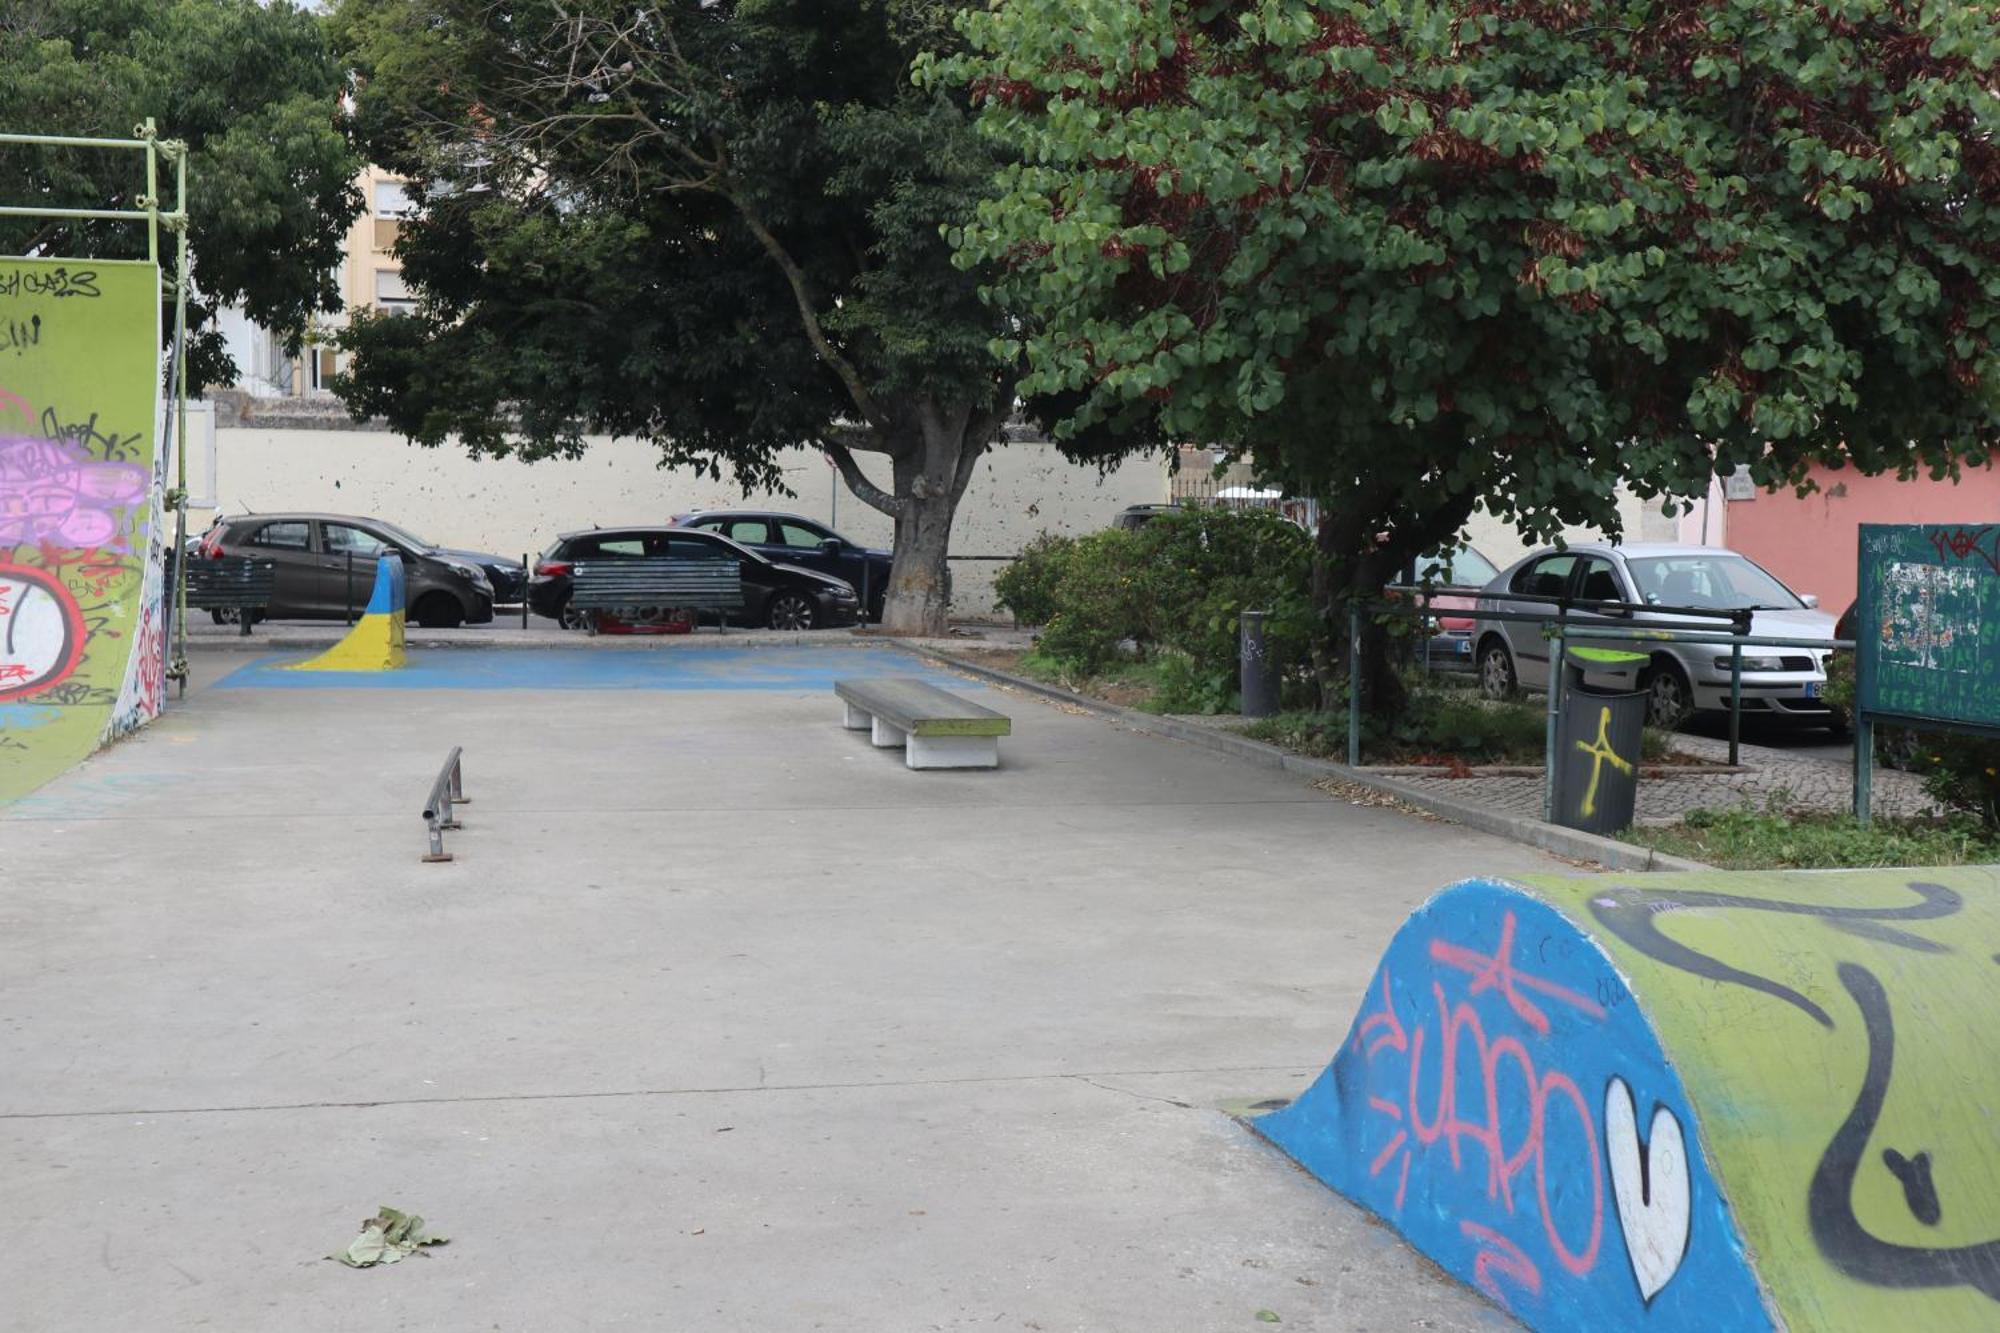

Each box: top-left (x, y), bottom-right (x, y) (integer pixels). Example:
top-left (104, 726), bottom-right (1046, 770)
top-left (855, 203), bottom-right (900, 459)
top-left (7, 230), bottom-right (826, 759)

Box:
top-left (1574, 704), bottom-right (1634, 818)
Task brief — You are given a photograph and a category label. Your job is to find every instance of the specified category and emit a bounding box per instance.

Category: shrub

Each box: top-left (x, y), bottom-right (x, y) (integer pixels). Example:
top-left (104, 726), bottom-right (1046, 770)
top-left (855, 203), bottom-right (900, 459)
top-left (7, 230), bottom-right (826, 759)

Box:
top-left (993, 532), bottom-right (1075, 627)
top-left (1136, 508), bottom-right (1315, 678)
top-left (1826, 650), bottom-right (2000, 828)
top-left (1033, 527), bottom-right (1151, 674)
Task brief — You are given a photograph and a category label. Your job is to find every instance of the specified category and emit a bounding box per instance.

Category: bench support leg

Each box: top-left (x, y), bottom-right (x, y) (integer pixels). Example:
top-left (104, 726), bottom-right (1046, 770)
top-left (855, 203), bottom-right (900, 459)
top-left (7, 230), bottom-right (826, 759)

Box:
top-left (906, 734), bottom-right (1000, 770)
top-left (843, 703), bottom-right (872, 731)
top-left (870, 717), bottom-right (906, 748)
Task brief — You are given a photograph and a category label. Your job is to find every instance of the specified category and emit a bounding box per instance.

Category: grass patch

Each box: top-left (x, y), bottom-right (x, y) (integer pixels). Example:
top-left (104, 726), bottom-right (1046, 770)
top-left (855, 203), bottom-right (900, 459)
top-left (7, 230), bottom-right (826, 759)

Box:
top-left (1242, 694), bottom-right (1673, 768)
top-left (1006, 648), bottom-right (1184, 712)
top-left (1628, 806), bottom-right (2000, 870)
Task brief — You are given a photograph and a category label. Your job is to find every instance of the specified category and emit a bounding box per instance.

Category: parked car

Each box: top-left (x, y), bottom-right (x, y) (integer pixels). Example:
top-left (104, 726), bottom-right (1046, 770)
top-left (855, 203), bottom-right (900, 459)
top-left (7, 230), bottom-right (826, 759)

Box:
top-left (672, 510), bottom-right (893, 621)
top-left (1472, 543), bottom-right (1841, 730)
top-left (529, 526), bottom-right (861, 630)
top-left (1405, 544), bottom-right (1500, 670)
top-left (1112, 503), bottom-right (1180, 530)
top-left (195, 513), bottom-right (495, 627)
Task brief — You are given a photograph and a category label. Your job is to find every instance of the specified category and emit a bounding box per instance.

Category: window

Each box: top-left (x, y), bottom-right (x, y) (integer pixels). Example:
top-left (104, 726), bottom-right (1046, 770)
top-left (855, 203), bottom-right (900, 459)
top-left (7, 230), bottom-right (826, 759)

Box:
top-left (570, 536), bottom-right (648, 559)
top-left (778, 522), bottom-right (828, 549)
top-left (374, 268), bottom-right (416, 316)
top-left (323, 524), bottom-right (389, 557)
top-left (1576, 558), bottom-right (1623, 603)
top-left (1625, 555), bottom-right (1803, 611)
top-left (1510, 554), bottom-right (1578, 599)
top-left (373, 180), bottom-right (414, 218)
top-left (721, 519), bottom-right (769, 544)
top-left (249, 521), bottom-right (309, 550)
top-left (668, 534), bottom-right (738, 561)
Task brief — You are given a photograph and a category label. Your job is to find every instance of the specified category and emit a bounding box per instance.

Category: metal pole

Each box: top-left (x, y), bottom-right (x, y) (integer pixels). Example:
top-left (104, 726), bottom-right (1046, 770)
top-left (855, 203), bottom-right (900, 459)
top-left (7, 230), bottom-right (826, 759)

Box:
top-left (1855, 716), bottom-right (1874, 825)
top-left (1544, 615), bottom-right (1567, 824)
top-left (345, 552), bottom-right (355, 624)
top-left (1347, 602), bottom-right (1362, 768)
top-left (861, 560), bottom-right (873, 625)
top-left (521, 553), bottom-right (530, 629)
top-left (450, 753), bottom-right (468, 804)
top-left (1728, 643), bottom-right (1743, 766)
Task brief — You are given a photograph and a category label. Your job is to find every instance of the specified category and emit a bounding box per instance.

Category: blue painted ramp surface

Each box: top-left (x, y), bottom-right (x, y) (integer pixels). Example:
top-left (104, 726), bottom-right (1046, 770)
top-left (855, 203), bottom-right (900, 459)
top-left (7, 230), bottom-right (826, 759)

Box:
top-left (214, 646), bottom-right (973, 692)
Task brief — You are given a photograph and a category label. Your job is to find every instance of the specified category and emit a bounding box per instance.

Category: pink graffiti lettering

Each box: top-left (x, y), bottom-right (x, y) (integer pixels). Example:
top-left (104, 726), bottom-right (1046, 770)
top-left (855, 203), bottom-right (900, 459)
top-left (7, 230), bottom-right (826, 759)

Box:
top-left (0, 435), bottom-right (148, 550)
top-left (1461, 1220), bottom-right (1543, 1306)
top-left (1428, 911), bottom-right (1606, 1036)
top-left (1360, 915), bottom-right (1609, 1303)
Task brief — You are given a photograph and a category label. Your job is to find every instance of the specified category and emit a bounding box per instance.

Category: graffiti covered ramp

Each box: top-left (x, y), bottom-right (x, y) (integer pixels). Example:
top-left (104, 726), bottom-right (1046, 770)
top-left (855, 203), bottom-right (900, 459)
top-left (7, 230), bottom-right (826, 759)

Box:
top-left (1253, 868), bottom-right (2000, 1332)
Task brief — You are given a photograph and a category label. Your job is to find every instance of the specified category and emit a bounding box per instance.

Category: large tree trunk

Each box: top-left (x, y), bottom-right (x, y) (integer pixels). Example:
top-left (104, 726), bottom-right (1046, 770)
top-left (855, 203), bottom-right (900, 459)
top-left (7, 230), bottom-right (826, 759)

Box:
top-left (830, 397), bottom-right (1002, 637)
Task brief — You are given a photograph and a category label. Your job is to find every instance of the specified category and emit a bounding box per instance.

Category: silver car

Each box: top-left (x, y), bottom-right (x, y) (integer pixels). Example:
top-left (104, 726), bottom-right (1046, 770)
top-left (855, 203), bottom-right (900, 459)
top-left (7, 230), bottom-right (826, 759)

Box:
top-left (1472, 543), bottom-right (1842, 731)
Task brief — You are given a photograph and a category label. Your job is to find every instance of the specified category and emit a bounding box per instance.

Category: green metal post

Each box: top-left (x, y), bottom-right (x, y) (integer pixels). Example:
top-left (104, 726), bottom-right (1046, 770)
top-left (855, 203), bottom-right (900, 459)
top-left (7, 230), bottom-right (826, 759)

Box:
top-left (1544, 617), bottom-right (1566, 823)
top-left (1855, 716), bottom-right (1874, 825)
top-left (1729, 643), bottom-right (1743, 766)
top-left (1347, 603), bottom-right (1362, 768)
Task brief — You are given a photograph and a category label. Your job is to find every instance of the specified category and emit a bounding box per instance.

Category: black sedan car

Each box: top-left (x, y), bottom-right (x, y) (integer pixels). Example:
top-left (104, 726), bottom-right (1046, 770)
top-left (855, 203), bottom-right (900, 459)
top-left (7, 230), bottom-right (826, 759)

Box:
top-left (672, 510), bottom-right (893, 622)
top-left (529, 526), bottom-right (861, 630)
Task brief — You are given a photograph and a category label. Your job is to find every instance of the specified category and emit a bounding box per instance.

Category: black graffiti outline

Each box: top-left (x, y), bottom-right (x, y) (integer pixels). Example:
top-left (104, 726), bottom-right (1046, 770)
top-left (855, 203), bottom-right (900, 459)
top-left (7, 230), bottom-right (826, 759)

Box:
top-left (1808, 963), bottom-right (2000, 1301)
top-left (1601, 1075), bottom-right (1694, 1308)
top-left (1585, 882), bottom-right (1960, 1027)
top-left (1882, 1149), bottom-right (1942, 1227)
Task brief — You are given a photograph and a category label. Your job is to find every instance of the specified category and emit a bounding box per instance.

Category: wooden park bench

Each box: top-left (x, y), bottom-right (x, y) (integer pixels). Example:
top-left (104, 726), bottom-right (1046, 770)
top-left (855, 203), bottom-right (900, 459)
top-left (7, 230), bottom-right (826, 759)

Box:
top-left (569, 559), bottom-right (744, 634)
top-left (177, 556), bottom-right (276, 635)
top-left (835, 677), bottom-right (1011, 769)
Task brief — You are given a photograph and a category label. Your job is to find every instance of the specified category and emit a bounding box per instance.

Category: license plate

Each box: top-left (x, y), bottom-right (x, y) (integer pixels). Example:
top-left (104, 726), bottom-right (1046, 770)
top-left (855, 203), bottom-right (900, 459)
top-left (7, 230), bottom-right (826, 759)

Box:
top-left (1805, 680), bottom-right (1823, 699)
top-left (1456, 639), bottom-right (1471, 656)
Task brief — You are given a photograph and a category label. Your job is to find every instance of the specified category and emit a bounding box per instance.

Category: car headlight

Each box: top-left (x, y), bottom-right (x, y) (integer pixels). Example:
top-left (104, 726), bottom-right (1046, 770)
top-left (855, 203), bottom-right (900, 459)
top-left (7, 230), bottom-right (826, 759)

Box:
top-left (1713, 654), bottom-right (1785, 672)
top-left (447, 561), bottom-right (491, 589)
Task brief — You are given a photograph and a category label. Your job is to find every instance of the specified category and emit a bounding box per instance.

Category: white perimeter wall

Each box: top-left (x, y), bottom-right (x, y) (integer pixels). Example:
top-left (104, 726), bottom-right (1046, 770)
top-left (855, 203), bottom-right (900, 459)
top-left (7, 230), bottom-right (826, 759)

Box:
top-left (192, 426), bottom-right (1168, 616)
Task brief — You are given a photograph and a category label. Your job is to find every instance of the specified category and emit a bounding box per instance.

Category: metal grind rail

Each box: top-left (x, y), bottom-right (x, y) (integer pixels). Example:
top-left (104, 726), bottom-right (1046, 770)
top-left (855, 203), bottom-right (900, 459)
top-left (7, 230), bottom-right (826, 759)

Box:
top-left (422, 747), bottom-right (469, 863)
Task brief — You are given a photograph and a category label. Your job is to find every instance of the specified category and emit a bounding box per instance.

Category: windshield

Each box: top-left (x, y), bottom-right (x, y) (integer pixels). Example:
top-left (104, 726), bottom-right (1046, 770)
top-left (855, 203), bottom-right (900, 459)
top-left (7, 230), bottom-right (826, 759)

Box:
top-left (372, 519), bottom-right (434, 552)
top-left (1625, 555), bottom-right (1804, 611)
top-left (1415, 546), bottom-right (1499, 587)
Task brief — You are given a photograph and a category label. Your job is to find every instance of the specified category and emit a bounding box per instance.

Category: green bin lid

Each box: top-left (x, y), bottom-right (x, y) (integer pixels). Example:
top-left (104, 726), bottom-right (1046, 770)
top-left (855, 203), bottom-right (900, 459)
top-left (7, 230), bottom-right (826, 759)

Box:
top-left (1568, 646), bottom-right (1648, 666)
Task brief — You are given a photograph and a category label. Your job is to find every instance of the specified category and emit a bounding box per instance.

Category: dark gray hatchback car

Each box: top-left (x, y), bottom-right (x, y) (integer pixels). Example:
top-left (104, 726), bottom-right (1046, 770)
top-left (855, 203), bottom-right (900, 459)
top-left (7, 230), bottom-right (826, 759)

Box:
top-left (196, 513), bottom-right (496, 627)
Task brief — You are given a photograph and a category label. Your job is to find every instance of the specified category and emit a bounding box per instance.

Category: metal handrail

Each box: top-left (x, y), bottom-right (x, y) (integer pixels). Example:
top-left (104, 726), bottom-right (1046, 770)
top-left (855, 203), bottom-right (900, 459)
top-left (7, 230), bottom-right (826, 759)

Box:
top-left (421, 747), bottom-right (468, 863)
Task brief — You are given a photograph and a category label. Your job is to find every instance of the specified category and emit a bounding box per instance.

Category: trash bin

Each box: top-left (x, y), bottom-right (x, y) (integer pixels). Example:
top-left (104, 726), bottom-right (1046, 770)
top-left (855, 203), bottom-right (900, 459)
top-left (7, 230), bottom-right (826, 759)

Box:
top-left (1239, 610), bottom-right (1280, 718)
top-left (1551, 648), bottom-right (1648, 835)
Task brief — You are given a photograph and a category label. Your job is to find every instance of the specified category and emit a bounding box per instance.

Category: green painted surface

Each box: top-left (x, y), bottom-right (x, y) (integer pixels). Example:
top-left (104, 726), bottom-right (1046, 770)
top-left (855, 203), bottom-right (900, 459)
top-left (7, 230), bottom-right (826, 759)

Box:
top-left (1, 258), bottom-right (163, 803)
top-left (1568, 646), bottom-right (1647, 666)
top-left (835, 677), bottom-right (1011, 736)
top-left (1521, 867), bottom-right (2000, 1331)
top-left (1856, 524), bottom-right (2000, 730)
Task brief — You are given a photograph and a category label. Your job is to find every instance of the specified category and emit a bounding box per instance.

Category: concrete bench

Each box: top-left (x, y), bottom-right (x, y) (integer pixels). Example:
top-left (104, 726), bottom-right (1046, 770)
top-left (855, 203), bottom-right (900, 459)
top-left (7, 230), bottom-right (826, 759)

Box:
top-left (570, 559), bottom-right (744, 633)
top-left (176, 556), bottom-right (276, 635)
top-left (836, 677), bottom-right (1010, 769)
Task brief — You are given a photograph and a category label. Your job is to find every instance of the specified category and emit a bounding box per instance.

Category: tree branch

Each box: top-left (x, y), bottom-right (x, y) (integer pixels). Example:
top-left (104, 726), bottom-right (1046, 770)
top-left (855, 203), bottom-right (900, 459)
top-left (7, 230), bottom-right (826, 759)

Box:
top-left (822, 438), bottom-right (905, 517)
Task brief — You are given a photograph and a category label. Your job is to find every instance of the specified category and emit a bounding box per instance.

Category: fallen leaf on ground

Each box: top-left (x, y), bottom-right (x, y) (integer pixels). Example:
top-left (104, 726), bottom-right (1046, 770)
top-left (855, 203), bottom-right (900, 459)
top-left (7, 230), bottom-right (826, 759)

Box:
top-left (329, 1206), bottom-right (450, 1268)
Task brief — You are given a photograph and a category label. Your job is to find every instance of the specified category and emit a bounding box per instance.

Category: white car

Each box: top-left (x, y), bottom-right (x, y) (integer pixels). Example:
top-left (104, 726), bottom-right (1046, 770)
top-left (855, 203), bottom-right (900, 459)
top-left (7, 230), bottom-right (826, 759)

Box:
top-left (1472, 543), bottom-right (1843, 731)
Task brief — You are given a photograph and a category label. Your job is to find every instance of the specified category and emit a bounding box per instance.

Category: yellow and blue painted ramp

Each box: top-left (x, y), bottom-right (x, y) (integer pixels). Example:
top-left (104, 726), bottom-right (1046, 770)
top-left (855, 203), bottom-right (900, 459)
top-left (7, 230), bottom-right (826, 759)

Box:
top-left (1255, 868), bottom-right (2000, 1332)
top-left (286, 555), bottom-right (406, 672)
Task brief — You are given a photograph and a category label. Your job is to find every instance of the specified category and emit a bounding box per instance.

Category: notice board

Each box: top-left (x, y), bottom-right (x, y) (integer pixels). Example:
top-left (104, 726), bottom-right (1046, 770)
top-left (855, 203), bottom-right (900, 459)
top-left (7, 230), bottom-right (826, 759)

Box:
top-left (1855, 523), bottom-right (2000, 731)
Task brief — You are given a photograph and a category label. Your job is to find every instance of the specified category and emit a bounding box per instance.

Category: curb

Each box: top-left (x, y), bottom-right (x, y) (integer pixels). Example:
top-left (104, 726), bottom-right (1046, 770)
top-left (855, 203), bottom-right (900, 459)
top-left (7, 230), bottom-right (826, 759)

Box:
top-left (906, 646), bottom-right (1712, 875)
top-left (182, 629), bottom-right (1007, 654)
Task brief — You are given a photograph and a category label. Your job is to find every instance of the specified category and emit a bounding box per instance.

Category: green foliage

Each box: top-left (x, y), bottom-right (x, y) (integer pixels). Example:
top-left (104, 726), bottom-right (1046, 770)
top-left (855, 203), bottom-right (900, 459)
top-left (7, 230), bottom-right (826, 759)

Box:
top-left (1034, 528), bottom-right (1153, 674)
top-left (1017, 508), bottom-right (1313, 683)
top-left (1244, 692), bottom-right (1671, 766)
top-left (0, 0), bottom-right (362, 391)
top-left (1634, 806), bottom-right (2000, 871)
top-left (993, 532), bottom-right (1077, 626)
top-left (934, 0), bottom-right (2000, 677)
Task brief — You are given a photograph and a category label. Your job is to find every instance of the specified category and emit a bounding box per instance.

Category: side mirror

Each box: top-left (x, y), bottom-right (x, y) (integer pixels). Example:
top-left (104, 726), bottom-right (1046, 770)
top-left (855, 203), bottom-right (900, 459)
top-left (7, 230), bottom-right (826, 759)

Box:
top-left (819, 538), bottom-right (843, 555)
top-left (1800, 593), bottom-right (1820, 608)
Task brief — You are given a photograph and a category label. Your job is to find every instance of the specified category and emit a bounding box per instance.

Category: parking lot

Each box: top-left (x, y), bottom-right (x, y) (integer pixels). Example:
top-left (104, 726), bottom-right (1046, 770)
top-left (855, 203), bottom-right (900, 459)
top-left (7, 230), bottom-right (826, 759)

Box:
top-left (0, 641), bottom-right (1576, 1330)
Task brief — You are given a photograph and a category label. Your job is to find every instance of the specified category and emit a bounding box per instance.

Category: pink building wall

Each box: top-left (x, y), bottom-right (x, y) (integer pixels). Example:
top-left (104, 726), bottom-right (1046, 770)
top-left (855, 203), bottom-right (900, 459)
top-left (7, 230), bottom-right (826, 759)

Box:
top-left (1724, 464), bottom-right (2000, 616)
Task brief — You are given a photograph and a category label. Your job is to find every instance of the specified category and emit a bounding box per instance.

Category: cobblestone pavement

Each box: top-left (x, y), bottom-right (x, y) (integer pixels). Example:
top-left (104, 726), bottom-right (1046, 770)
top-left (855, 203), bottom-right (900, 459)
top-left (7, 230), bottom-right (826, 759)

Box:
top-left (1388, 732), bottom-right (1938, 825)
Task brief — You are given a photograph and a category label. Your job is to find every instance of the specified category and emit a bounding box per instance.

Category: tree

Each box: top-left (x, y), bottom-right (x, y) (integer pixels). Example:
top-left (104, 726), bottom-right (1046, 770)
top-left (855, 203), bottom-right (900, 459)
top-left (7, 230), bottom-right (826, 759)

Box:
top-left (0, 0), bottom-right (362, 392)
top-left (938, 0), bottom-right (2000, 711)
top-left (331, 0), bottom-right (1014, 634)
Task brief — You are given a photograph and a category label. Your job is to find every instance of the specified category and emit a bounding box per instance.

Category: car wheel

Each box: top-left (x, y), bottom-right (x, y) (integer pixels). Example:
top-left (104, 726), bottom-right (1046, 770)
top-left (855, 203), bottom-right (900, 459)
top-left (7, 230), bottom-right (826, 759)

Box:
top-left (767, 592), bottom-right (816, 631)
top-left (1645, 659), bottom-right (1695, 730)
top-left (210, 608), bottom-right (236, 626)
top-left (1477, 639), bottom-right (1517, 700)
top-left (413, 592), bottom-right (466, 629)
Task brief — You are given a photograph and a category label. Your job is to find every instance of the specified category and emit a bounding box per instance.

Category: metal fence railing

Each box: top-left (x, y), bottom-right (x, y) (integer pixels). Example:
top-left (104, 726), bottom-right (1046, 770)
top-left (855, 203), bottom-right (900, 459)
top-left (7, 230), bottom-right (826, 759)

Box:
top-left (421, 747), bottom-right (468, 863)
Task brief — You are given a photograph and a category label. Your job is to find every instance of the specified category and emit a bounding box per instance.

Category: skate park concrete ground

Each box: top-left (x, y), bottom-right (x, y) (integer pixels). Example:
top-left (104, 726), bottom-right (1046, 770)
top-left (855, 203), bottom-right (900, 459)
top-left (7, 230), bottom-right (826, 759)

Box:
top-left (2, 640), bottom-right (1581, 1331)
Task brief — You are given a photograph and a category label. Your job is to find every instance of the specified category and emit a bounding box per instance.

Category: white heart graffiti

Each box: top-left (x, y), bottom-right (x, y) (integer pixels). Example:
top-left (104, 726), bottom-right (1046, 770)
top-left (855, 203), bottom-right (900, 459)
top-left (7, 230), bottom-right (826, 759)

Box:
top-left (1604, 1076), bottom-right (1692, 1303)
